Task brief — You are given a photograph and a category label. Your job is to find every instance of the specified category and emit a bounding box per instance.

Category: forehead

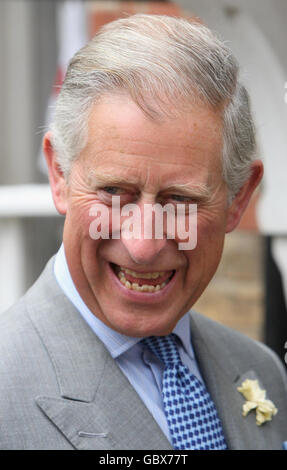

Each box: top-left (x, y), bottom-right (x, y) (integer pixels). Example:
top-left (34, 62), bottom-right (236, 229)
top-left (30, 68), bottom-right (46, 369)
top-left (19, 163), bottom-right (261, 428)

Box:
top-left (79, 94), bottom-right (223, 188)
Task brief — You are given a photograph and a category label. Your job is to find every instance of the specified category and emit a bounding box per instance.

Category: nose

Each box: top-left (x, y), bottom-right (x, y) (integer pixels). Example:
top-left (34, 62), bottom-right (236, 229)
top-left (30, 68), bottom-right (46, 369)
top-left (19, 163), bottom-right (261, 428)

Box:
top-left (120, 200), bottom-right (168, 265)
top-left (121, 236), bottom-right (167, 265)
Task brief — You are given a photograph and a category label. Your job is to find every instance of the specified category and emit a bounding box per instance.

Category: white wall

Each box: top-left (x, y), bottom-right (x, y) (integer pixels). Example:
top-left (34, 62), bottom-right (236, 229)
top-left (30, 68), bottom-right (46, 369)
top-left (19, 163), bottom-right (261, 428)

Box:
top-left (0, 0), bottom-right (60, 312)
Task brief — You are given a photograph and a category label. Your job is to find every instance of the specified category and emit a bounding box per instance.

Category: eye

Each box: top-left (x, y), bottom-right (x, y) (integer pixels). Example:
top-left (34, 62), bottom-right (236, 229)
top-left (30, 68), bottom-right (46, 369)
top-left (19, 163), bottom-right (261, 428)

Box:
top-left (171, 194), bottom-right (190, 202)
top-left (99, 186), bottom-right (139, 206)
top-left (103, 186), bottom-right (123, 195)
top-left (169, 194), bottom-right (196, 204)
top-left (165, 194), bottom-right (198, 215)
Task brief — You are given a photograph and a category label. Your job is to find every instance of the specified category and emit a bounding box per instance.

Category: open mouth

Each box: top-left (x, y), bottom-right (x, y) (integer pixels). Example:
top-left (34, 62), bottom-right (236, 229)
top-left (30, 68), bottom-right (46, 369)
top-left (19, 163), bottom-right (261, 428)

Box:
top-left (110, 263), bottom-right (175, 293)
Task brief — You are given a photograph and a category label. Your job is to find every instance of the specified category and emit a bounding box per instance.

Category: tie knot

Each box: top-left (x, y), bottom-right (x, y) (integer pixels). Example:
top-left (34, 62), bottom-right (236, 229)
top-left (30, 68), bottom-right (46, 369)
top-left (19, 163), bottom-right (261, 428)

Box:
top-left (141, 333), bottom-right (181, 366)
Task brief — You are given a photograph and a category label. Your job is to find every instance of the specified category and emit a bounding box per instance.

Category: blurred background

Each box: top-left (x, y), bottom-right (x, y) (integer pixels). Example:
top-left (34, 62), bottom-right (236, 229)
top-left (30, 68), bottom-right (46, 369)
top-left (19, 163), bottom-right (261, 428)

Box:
top-left (0, 0), bottom-right (286, 365)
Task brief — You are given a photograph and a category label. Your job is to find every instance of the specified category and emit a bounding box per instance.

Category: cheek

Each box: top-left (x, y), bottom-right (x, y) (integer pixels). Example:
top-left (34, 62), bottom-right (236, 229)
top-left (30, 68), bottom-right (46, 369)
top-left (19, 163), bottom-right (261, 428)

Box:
top-left (66, 196), bottom-right (114, 240)
top-left (86, 203), bottom-right (118, 242)
top-left (191, 211), bottom-right (227, 274)
top-left (197, 208), bottom-right (227, 242)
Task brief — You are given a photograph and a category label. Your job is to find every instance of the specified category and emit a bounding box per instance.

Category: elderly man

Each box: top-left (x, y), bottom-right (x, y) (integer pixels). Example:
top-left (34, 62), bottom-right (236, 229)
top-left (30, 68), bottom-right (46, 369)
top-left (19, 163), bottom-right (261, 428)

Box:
top-left (0, 14), bottom-right (286, 450)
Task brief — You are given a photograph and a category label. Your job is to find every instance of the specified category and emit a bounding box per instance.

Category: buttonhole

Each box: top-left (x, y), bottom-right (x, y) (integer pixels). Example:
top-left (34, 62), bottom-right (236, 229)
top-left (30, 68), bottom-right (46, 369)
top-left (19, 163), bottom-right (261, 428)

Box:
top-left (78, 431), bottom-right (108, 438)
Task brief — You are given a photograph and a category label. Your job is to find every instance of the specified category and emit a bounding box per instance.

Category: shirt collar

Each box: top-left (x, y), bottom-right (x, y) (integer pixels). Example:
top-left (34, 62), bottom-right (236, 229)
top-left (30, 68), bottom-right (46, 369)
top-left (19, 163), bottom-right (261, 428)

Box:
top-left (54, 243), bottom-right (195, 360)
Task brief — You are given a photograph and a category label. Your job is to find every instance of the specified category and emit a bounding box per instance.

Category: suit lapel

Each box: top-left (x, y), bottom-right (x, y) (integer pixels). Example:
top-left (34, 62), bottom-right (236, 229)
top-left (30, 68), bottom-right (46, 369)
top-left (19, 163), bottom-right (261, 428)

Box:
top-left (36, 352), bottom-right (172, 450)
top-left (189, 311), bottom-right (279, 450)
top-left (27, 261), bottom-right (171, 450)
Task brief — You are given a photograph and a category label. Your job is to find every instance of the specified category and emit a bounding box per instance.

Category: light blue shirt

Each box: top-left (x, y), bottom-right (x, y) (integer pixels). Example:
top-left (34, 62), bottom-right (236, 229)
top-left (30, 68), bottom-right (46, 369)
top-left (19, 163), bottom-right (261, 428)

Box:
top-left (54, 244), bottom-right (205, 443)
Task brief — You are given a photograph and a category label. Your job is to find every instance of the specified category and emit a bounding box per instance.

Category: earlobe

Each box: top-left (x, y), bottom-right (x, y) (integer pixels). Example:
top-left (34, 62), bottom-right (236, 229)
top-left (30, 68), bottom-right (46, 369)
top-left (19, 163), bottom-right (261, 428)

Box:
top-left (43, 131), bottom-right (68, 215)
top-left (226, 160), bottom-right (264, 233)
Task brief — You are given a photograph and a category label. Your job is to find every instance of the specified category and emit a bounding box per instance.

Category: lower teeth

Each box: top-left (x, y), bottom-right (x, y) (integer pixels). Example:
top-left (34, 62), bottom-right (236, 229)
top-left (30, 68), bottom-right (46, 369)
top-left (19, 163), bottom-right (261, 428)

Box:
top-left (118, 273), bottom-right (169, 292)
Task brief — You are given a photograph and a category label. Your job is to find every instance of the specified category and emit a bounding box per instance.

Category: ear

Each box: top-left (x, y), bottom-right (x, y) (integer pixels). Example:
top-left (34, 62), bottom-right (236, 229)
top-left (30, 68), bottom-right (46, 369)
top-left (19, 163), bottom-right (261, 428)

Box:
top-left (43, 131), bottom-right (68, 215)
top-left (226, 160), bottom-right (263, 233)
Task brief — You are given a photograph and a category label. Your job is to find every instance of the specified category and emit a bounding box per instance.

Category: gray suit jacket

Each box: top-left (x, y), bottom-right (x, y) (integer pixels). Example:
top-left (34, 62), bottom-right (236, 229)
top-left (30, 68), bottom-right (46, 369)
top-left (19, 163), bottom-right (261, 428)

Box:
top-left (0, 258), bottom-right (286, 450)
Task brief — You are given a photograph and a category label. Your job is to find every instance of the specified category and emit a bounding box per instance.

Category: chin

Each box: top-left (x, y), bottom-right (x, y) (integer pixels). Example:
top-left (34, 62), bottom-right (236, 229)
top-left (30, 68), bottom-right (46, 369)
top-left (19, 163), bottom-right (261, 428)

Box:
top-left (106, 311), bottom-right (178, 338)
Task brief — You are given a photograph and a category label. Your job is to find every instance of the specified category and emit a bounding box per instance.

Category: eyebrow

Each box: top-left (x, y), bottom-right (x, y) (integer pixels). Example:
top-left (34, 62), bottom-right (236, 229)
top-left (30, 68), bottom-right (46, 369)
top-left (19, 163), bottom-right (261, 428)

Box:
top-left (88, 170), bottom-right (212, 201)
top-left (88, 171), bottom-right (140, 187)
top-left (162, 182), bottom-right (212, 201)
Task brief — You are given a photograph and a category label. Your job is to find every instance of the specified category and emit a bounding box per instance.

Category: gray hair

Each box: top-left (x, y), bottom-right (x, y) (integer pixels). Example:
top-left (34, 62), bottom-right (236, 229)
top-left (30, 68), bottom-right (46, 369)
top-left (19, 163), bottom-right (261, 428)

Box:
top-left (51, 14), bottom-right (257, 200)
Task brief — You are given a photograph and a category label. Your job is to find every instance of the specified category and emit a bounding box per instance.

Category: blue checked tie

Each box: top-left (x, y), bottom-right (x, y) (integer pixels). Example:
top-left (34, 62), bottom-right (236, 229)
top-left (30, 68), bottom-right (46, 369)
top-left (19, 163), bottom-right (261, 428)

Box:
top-left (142, 334), bottom-right (227, 450)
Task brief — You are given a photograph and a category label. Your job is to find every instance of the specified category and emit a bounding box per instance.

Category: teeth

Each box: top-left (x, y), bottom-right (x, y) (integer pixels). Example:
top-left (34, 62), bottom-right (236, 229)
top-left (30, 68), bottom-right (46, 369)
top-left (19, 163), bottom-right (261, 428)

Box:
top-left (117, 271), bottom-right (170, 293)
top-left (120, 267), bottom-right (165, 280)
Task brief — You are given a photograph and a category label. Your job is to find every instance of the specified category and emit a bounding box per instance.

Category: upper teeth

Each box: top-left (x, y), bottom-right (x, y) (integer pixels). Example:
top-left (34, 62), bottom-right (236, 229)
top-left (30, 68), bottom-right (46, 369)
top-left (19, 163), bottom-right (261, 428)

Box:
top-left (120, 267), bottom-right (165, 280)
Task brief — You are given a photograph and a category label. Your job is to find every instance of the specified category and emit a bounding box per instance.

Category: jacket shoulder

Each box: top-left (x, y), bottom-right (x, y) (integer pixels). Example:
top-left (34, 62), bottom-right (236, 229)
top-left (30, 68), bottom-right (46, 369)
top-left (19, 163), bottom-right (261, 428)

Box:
top-left (0, 257), bottom-right (58, 363)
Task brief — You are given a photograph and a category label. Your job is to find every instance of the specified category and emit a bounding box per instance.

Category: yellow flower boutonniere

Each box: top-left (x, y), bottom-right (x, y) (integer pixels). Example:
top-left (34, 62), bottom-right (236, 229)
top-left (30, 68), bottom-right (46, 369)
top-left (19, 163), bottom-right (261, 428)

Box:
top-left (237, 379), bottom-right (278, 426)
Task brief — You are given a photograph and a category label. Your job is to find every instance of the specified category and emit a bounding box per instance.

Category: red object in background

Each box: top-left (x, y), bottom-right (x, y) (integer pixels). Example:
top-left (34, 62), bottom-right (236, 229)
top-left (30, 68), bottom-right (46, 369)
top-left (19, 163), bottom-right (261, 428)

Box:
top-left (88, 1), bottom-right (182, 37)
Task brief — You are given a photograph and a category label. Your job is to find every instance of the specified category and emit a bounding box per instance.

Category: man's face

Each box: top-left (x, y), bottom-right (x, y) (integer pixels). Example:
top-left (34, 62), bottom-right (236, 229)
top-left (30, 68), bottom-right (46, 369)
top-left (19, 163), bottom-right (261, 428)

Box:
top-left (53, 95), bottom-right (235, 336)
